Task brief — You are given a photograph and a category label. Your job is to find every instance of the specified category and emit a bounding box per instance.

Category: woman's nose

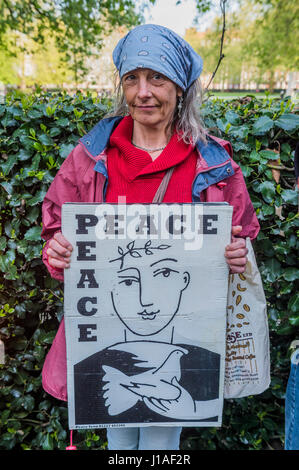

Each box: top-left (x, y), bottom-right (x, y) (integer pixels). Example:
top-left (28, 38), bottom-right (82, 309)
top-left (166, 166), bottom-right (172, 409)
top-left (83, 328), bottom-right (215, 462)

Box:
top-left (137, 78), bottom-right (152, 99)
top-left (139, 279), bottom-right (154, 307)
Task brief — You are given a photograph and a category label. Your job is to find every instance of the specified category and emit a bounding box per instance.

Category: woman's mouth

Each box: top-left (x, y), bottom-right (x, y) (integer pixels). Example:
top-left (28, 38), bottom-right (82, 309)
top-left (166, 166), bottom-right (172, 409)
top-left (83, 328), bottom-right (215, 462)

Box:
top-left (134, 105), bottom-right (157, 110)
top-left (138, 310), bottom-right (160, 320)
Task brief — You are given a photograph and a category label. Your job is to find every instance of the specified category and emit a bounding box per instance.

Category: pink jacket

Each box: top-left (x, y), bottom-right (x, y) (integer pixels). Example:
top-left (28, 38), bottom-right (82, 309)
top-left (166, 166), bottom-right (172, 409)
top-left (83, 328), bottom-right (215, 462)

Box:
top-left (41, 117), bottom-right (260, 401)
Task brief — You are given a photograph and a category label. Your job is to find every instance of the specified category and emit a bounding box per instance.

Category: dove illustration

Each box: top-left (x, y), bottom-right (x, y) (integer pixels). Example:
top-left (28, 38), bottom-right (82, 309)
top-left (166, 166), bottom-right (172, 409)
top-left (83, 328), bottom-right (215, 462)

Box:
top-left (102, 342), bottom-right (188, 416)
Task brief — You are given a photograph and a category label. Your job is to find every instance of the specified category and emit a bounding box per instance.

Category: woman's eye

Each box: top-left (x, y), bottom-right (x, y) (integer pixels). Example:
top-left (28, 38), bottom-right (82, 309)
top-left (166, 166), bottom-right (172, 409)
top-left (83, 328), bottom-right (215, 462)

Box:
top-left (162, 269), bottom-right (170, 277)
top-left (152, 73), bottom-right (163, 81)
top-left (124, 74), bottom-right (136, 82)
top-left (119, 278), bottom-right (138, 286)
top-left (153, 268), bottom-right (178, 278)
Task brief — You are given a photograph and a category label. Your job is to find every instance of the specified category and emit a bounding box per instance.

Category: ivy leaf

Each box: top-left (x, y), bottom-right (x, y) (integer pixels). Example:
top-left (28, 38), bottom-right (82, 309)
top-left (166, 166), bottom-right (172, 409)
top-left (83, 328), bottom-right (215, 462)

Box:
top-left (289, 316), bottom-right (299, 326)
top-left (0, 236), bottom-right (7, 251)
top-left (288, 293), bottom-right (299, 314)
top-left (225, 110), bottom-right (240, 125)
top-left (281, 189), bottom-right (298, 205)
top-left (27, 189), bottom-right (47, 206)
top-left (39, 134), bottom-right (55, 146)
top-left (252, 116), bottom-right (274, 135)
top-left (22, 395), bottom-right (35, 412)
top-left (28, 108), bottom-right (43, 119)
top-left (24, 226), bottom-right (42, 241)
top-left (283, 268), bottom-right (299, 281)
top-left (261, 258), bottom-right (282, 282)
top-left (259, 181), bottom-right (276, 203)
top-left (17, 149), bottom-right (33, 161)
top-left (259, 150), bottom-right (280, 160)
top-left (275, 113), bottom-right (299, 131)
top-left (0, 154), bottom-right (17, 176)
top-left (42, 434), bottom-right (54, 450)
top-left (59, 143), bottom-right (74, 159)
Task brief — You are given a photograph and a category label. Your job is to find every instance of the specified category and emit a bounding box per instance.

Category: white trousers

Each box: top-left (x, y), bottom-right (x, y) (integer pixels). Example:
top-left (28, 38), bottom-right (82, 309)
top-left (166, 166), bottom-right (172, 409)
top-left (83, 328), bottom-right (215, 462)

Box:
top-left (107, 426), bottom-right (182, 450)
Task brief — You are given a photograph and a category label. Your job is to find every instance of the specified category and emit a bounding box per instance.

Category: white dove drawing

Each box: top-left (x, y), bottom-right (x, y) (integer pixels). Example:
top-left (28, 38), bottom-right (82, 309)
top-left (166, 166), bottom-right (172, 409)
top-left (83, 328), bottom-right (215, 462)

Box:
top-left (102, 342), bottom-right (188, 416)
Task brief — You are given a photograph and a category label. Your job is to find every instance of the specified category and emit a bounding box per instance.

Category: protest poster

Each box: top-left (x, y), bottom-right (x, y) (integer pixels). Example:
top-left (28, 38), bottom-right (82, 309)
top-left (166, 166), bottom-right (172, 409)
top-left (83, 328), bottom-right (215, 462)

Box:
top-left (62, 202), bottom-right (233, 430)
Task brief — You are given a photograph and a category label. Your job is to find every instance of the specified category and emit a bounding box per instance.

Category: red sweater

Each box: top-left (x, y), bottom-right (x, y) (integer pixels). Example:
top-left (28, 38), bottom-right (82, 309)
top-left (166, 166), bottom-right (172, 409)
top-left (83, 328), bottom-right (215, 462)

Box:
top-left (105, 116), bottom-right (197, 203)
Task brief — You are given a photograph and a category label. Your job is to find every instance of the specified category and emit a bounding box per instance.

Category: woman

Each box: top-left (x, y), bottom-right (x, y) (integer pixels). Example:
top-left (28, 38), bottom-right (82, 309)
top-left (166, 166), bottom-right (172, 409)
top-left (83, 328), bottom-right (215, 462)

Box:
top-left (41, 24), bottom-right (259, 450)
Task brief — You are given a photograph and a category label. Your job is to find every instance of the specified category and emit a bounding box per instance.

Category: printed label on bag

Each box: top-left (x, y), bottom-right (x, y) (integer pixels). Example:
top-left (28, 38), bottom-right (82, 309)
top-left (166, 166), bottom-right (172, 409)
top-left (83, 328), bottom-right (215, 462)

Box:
top-left (225, 273), bottom-right (259, 385)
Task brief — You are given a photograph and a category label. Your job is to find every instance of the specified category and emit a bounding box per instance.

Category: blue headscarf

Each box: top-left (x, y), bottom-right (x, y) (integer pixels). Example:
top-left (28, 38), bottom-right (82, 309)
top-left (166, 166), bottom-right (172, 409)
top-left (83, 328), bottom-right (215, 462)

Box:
top-left (113, 24), bottom-right (203, 91)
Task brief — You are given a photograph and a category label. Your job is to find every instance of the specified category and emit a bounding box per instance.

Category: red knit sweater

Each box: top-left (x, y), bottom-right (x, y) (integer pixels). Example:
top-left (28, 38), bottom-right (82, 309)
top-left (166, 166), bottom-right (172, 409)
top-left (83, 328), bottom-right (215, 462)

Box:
top-left (105, 116), bottom-right (197, 204)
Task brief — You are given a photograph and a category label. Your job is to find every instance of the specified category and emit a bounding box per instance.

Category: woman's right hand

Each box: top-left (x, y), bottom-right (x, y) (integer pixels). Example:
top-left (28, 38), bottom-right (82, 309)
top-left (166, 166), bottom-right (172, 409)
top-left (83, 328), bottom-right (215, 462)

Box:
top-left (46, 232), bottom-right (73, 269)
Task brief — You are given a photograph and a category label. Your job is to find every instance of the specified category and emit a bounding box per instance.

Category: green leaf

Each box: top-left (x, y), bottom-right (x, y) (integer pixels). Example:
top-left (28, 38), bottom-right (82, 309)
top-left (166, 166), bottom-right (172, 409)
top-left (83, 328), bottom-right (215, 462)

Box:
top-left (259, 150), bottom-right (279, 160)
top-left (25, 206), bottom-right (40, 223)
top-left (288, 316), bottom-right (299, 326)
top-left (259, 181), bottom-right (276, 203)
top-left (27, 189), bottom-right (47, 206)
top-left (17, 149), bottom-right (33, 161)
top-left (261, 258), bottom-right (282, 282)
top-left (262, 204), bottom-right (275, 216)
top-left (240, 164), bottom-right (252, 178)
top-left (248, 150), bottom-right (260, 163)
top-left (281, 189), bottom-right (298, 205)
top-left (216, 118), bottom-right (226, 133)
top-left (288, 293), bottom-right (299, 314)
top-left (42, 434), bottom-right (54, 451)
top-left (24, 226), bottom-right (42, 241)
top-left (59, 143), bottom-right (73, 159)
top-left (283, 267), bottom-right (299, 281)
top-left (252, 116), bottom-right (274, 135)
top-left (28, 108), bottom-right (43, 119)
top-left (275, 113), bottom-right (299, 131)
top-left (22, 395), bottom-right (35, 411)
top-left (33, 141), bottom-right (44, 152)
top-left (225, 110), bottom-right (240, 125)
top-left (39, 134), bottom-right (55, 146)
top-left (1, 154), bottom-right (17, 176)
top-left (49, 127), bottom-right (61, 137)
top-left (55, 117), bottom-right (69, 127)
top-left (0, 236), bottom-right (7, 251)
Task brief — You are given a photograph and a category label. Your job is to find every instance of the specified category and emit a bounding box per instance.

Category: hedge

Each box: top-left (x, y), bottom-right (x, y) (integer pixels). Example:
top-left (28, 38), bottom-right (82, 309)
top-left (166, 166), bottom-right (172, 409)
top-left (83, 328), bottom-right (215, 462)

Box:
top-left (0, 89), bottom-right (298, 450)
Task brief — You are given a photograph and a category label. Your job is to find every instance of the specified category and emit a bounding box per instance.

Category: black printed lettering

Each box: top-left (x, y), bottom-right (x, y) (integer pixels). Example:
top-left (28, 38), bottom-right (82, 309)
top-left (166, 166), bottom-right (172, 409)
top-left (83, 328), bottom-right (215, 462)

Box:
top-left (77, 297), bottom-right (97, 316)
top-left (76, 214), bottom-right (98, 234)
top-left (78, 324), bottom-right (97, 342)
top-left (77, 269), bottom-right (99, 288)
top-left (203, 214), bottom-right (218, 234)
top-left (77, 241), bottom-right (96, 261)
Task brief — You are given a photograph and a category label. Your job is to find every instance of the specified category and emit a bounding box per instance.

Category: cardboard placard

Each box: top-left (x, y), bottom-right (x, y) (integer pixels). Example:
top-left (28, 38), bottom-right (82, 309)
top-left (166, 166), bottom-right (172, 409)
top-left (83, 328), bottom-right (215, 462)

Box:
top-left (62, 203), bottom-right (233, 429)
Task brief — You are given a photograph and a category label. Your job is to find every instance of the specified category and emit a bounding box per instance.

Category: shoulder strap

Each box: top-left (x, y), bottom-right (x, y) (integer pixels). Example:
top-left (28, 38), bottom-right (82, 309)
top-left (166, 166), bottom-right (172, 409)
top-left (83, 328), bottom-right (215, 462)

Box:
top-left (152, 167), bottom-right (175, 203)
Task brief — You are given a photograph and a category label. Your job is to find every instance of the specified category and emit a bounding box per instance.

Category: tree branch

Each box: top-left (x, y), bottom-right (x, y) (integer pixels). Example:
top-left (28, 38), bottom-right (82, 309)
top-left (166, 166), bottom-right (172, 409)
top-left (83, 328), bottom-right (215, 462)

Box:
top-left (205, 0), bottom-right (227, 89)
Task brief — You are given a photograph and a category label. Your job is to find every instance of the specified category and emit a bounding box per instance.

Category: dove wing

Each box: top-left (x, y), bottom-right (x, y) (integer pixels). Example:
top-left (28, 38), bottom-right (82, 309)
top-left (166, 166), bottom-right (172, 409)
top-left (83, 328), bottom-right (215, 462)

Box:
top-left (102, 365), bottom-right (139, 415)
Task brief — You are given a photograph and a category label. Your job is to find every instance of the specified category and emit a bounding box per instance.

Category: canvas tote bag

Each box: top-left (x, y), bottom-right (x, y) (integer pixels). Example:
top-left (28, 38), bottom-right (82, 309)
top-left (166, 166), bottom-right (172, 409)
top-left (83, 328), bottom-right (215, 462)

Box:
top-left (224, 238), bottom-right (270, 398)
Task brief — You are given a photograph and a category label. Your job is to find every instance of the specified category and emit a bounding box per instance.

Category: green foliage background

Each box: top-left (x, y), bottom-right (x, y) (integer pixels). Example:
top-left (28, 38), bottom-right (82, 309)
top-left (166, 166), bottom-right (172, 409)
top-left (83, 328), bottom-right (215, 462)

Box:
top-left (0, 90), bottom-right (298, 450)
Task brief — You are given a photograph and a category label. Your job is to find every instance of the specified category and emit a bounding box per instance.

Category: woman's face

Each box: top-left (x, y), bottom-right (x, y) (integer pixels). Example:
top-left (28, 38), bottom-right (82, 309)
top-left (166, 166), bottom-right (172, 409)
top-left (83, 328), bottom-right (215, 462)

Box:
top-left (110, 248), bottom-right (190, 337)
top-left (122, 68), bottom-right (182, 130)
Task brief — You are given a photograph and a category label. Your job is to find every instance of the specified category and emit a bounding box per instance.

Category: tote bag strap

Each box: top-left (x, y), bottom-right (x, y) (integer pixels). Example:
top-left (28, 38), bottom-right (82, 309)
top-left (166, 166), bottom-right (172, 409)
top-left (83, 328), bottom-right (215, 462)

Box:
top-left (152, 167), bottom-right (175, 203)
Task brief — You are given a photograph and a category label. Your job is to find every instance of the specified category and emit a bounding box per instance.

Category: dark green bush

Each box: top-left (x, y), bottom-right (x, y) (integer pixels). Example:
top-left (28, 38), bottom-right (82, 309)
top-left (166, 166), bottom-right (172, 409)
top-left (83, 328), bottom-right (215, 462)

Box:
top-left (0, 89), bottom-right (298, 450)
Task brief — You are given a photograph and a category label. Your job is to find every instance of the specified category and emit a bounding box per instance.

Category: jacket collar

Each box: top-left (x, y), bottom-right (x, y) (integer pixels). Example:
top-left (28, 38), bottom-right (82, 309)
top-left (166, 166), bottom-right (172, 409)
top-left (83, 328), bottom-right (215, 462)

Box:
top-left (79, 116), bottom-right (232, 170)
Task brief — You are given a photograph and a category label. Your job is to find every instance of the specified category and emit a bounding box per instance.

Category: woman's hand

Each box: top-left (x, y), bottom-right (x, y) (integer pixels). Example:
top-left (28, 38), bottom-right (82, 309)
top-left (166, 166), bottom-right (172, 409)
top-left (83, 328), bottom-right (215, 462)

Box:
top-left (46, 232), bottom-right (73, 269)
top-left (225, 225), bottom-right (248, 274)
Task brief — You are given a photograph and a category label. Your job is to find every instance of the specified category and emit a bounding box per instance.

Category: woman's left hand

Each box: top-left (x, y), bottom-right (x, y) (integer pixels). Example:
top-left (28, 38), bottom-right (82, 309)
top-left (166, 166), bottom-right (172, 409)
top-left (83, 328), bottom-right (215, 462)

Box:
top-left (225, 225), bottom-right (248, 273)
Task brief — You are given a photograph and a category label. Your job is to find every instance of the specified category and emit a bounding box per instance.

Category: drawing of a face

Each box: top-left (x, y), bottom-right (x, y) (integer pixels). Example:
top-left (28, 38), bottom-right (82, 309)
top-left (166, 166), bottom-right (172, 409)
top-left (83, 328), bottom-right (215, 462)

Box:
top-left (110, 242), bottom-right (190, 336)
